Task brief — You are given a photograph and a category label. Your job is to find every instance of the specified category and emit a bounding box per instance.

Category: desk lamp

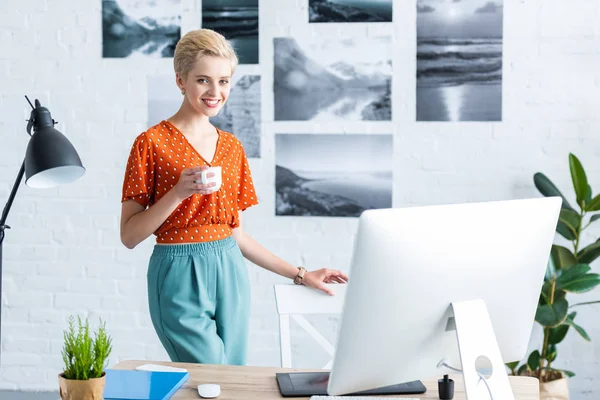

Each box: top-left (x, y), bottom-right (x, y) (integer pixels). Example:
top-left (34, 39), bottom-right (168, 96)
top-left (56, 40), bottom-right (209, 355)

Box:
top-left (0, 96), bottom-right (85, 359)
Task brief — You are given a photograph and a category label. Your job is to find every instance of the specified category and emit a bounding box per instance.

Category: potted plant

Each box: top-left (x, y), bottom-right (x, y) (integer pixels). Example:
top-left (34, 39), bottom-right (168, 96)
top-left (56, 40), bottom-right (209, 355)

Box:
top-left (506, 153), bottom-right (600, 400)
top-left (58, 315), bottom-right (113, 400)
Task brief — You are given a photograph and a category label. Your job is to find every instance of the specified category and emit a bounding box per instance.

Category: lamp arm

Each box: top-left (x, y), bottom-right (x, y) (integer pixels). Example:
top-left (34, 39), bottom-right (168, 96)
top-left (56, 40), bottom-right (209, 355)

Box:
top-left (0, 161), bottom-right (26, 232)
top-left (0, 161), bottom-right (25, 361)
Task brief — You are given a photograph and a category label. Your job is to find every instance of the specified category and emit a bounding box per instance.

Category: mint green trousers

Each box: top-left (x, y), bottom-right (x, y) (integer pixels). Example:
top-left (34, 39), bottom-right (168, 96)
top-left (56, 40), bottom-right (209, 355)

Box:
top-left (147, 237), bottom-right (250, 365)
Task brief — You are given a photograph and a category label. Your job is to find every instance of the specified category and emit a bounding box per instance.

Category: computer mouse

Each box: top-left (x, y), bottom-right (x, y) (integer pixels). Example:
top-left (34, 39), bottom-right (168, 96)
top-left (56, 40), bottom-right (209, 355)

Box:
top-left (197, 383), bottom-right (220, 398)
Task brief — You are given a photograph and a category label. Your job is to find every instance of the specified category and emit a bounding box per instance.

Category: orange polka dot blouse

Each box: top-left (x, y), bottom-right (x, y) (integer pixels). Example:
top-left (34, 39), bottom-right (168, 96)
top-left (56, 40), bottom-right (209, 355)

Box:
top-left (121, 120), bottom-right (259, 244)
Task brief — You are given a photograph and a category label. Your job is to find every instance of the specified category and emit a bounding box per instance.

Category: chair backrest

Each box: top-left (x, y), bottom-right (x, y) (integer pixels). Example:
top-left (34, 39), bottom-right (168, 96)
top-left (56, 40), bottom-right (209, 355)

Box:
top-left (273, 284), bottom-right (347, 369)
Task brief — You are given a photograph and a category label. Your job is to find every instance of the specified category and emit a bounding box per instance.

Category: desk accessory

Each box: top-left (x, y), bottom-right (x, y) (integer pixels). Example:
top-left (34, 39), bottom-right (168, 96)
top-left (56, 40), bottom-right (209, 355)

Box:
top-left (103, 369), bottom-right (189, 400)
top-left (1, 96), bottom-right (85, 360)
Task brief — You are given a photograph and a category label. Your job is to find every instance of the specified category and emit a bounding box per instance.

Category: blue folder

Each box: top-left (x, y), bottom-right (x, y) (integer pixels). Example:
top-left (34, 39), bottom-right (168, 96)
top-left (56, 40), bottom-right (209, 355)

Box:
top-left (103, 369), bottom-right (190, 400)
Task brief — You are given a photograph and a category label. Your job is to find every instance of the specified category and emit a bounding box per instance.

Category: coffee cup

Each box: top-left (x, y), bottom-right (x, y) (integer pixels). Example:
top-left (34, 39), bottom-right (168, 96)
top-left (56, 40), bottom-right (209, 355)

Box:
top-left (195, 166), bottom-right (222, 192)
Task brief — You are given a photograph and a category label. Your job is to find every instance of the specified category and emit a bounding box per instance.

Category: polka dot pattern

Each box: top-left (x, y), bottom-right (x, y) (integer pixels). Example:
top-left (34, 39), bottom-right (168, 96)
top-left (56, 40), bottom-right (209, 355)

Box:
top-left (121, 120), bottom-right (259, 244)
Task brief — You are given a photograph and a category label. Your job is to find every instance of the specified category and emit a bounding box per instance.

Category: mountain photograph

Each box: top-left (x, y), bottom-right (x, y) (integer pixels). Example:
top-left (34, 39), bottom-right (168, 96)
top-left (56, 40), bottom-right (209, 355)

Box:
top-left (274, 36), bottom-right (392, 121)
top-left (102, 0), bottom-right (181, 58)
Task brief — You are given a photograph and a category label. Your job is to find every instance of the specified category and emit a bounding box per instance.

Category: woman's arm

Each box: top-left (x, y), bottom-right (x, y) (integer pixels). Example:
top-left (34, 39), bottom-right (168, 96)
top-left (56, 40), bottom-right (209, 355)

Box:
top-left (232, 215), bottom-right (348, 295)
top-left (120, 166), bottom-right (216, 249)
top-left (120, 190), bottom-right (183, 249)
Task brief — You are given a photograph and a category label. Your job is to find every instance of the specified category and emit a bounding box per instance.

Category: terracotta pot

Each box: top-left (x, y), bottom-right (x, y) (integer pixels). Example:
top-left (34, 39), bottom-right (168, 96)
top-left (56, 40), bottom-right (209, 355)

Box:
top-left (58, 372), bottom-right (106, 400)
top-left (540, 377), bottom-right (569, 400)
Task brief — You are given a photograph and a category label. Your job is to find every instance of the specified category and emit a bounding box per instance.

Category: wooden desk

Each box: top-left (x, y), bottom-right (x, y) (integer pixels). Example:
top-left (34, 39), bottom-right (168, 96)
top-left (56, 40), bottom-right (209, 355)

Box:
top-left (113, 360), bottom-right (539, 399)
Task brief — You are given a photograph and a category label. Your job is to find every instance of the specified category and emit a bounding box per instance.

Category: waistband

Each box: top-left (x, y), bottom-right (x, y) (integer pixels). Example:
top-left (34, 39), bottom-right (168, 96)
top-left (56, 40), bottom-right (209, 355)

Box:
top-left (155, 224), bottom-right (233, 244)
top-left (152, 236), bottom-right (237, 256)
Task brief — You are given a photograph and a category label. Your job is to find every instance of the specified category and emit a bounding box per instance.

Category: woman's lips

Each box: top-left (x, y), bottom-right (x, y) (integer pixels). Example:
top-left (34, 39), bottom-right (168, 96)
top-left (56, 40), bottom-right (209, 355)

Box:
top-left (202, 99), bottom-right (221, 108)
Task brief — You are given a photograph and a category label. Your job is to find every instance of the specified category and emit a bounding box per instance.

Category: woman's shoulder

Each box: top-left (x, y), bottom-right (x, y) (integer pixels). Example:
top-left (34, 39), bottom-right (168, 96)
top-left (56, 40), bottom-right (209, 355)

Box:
top-left (131, 121), bottom-right (169, 146)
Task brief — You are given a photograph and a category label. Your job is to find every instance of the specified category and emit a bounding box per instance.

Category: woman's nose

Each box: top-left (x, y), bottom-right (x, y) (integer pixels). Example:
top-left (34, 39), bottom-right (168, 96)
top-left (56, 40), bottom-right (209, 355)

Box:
top-left (207, 82), bottom-right (218, 96)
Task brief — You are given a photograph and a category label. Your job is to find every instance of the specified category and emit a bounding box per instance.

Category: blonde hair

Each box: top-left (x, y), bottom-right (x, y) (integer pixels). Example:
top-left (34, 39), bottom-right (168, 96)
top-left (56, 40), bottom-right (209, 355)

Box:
top-left (174, 29), bottom-right (239, 81)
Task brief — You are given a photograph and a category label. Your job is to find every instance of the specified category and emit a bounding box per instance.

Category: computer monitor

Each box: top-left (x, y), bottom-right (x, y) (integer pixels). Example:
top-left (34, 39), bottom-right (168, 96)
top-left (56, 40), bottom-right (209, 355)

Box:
top-left (327, 197), bottom-right (562, 397)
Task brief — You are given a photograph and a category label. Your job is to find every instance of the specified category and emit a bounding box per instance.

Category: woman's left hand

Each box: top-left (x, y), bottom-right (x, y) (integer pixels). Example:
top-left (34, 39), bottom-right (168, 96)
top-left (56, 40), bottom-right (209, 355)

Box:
top-left (302, 268), bottom-right (349, 296)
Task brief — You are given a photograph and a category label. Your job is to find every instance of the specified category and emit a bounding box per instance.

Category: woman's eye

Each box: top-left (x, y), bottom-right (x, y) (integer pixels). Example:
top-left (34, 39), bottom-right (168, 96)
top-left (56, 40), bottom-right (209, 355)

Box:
top-left (220, 80), bottom-right (229, 85)
top-left (198, 78), bottom-right (208, 83)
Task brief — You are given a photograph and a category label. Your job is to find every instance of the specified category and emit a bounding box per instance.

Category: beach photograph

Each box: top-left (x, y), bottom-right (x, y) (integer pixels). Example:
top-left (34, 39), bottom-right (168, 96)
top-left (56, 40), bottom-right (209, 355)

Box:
top-left (102, 0), bottom-right (181, 58)
top-left (416, 0), bottom-right (503, 121)
top-left (147, 74), bottom-right (261, 158)
top-left (202, 0), bottom-right (259, 64)
top-left (274, 36), bottom-right (392, 121)
top-left (309, 0), bottom-right (393, 23)
top-left (275, 134), bottom-right (393, 217)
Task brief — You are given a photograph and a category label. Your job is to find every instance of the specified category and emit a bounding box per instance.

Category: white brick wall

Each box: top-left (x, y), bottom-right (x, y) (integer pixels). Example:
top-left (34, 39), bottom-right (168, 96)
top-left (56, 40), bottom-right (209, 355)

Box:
top-left (1, 0), bottom-right (599, 397)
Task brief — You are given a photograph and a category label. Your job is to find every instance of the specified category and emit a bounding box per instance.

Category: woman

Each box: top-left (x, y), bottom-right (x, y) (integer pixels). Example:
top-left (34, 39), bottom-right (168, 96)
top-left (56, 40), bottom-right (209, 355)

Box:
top-left (120, 29), bottom-right (348, 365)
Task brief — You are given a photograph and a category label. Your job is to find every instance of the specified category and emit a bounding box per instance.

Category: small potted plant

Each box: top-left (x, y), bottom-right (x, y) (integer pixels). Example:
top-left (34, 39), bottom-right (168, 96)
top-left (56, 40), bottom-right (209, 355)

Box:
top-left (507, 153), bottom-right (600, 400)
top-left (58, 315), bottom-right (113, 400)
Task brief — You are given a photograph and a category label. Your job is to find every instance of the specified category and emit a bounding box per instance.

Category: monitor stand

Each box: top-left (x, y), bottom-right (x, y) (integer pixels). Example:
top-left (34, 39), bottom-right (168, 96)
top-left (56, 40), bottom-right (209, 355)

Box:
top-left (450, 299), bottom-right (516, 400)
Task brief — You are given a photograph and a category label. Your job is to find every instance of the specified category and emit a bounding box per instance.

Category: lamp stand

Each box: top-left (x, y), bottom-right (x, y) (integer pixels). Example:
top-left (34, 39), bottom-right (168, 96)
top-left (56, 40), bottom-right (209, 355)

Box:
top-left (0, 162), bottom-right (26, 359)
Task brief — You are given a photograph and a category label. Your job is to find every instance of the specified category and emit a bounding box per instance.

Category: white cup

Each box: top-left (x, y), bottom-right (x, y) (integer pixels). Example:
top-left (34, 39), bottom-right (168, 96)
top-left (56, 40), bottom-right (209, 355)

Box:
top-left (195, 166), bottom-right (222, 192)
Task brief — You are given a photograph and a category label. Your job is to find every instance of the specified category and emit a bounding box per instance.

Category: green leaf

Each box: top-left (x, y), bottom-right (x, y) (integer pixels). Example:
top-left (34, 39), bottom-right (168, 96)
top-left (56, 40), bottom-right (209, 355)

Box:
top-left (564, 274), bottom-right (600, 293)
top-left (584, 184), bottom-right (593, 208)
top-left (506, 361), bottom-right (519, 372)
top-left (569, 153), bottom-right (588, 208)
top-left (536, 298), bottom-right (569, 327)
top-left (545, 344), bottom-right (557, 362)
top-left (578, 241), bottom-right (600, 265)
top-left (548, 312), bottom-right (576, 345)
top-left (562, 370), bottom-right (576, 378)
top-left (590, 214), bottom-right (600, 223)
top-left (545, 259), bottom-right (556, 282)
top-left (557, 264), bottom-right (600, 293)
top-left (533, 172), bottom-right (576, 212)
top-left (565, 318), bottom-right (591, 341)
top-left (527, 350), bottom-right (540, 371)
top-left (588, 195), bottom-right (600, 212)
top-left (559, 209), bottom-right (580, 236)
top-left (557, 221), bottom-right (578, 240)
top-left (548, 324), bottom-right (570, 345)
top-left (557, 264), bottom-right (591, 280)
top-left (551, 245), bottom-right (577, 271)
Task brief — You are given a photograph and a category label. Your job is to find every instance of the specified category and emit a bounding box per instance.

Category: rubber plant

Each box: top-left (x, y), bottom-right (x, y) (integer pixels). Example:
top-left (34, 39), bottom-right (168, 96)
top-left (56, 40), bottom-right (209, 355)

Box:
top-left (506, 153), bottom-right (600, 383)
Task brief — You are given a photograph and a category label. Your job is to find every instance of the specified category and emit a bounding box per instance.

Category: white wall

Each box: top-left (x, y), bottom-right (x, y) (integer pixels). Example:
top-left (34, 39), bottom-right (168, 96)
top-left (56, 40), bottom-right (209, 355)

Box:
top-left (1, 0), bottom-right (599, 397)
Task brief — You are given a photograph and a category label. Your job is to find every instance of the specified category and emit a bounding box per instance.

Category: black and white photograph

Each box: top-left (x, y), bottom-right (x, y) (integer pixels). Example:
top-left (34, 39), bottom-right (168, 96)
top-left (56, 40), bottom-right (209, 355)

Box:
top-left (309, 0), bottom-right (393, 23)
top-left (202, 0), bottom-right (259, 64)
top-left (147, 74), bottom-right (262, 158)
top-left (416, 0), bottom-right (503, 121)
top-left (102, 0), bottom-right (181, 58)
top-left (274, 37), bottom-right (392, 121)
top-left (210, 75), bottom-right (261, 158)
top-left (275, 134), bottom-right (393, 217)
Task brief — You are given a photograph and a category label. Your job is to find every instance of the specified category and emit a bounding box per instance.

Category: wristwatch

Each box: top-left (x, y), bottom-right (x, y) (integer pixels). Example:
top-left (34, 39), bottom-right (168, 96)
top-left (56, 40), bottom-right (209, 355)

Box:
top-left (293, 266), bottom-right (306, 285)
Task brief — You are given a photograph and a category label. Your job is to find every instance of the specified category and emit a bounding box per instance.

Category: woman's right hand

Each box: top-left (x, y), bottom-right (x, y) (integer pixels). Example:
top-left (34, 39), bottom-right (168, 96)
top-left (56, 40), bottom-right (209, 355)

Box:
top-left (173, 166), bottom-right (217, 201)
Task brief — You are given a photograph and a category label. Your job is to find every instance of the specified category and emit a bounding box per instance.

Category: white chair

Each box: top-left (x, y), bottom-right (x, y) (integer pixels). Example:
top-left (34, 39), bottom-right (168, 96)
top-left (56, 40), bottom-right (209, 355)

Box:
top-left (273, 283), bottom-right (347, 369)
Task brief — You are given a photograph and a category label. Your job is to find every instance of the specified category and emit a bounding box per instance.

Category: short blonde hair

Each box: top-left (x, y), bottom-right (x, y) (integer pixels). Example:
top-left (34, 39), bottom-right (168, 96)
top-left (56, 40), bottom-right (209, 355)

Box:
top-left (174, 29), bottom-right (239, 81)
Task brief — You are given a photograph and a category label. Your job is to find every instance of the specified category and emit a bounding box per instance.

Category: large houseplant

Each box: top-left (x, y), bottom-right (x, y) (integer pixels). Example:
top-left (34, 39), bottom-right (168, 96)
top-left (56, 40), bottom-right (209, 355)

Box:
top-left (58, 315), bottom-right (113, 400)
top-left (506, 153), bottom-right (600, 399)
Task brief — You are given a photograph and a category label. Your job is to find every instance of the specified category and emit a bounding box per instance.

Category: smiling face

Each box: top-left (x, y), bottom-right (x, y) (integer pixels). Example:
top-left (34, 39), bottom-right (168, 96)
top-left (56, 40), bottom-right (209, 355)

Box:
top-left (177, 55), bottom-right (232, 118)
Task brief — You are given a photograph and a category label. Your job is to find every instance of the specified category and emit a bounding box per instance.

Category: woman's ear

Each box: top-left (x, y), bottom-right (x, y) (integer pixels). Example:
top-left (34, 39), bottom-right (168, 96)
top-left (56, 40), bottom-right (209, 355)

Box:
top-left (175, 73), bottom-right (184, 91)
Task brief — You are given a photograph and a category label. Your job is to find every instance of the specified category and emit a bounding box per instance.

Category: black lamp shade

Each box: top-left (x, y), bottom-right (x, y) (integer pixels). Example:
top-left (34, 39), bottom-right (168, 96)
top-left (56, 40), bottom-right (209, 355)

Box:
top-left (24, 104), bottom-right (85, 188)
